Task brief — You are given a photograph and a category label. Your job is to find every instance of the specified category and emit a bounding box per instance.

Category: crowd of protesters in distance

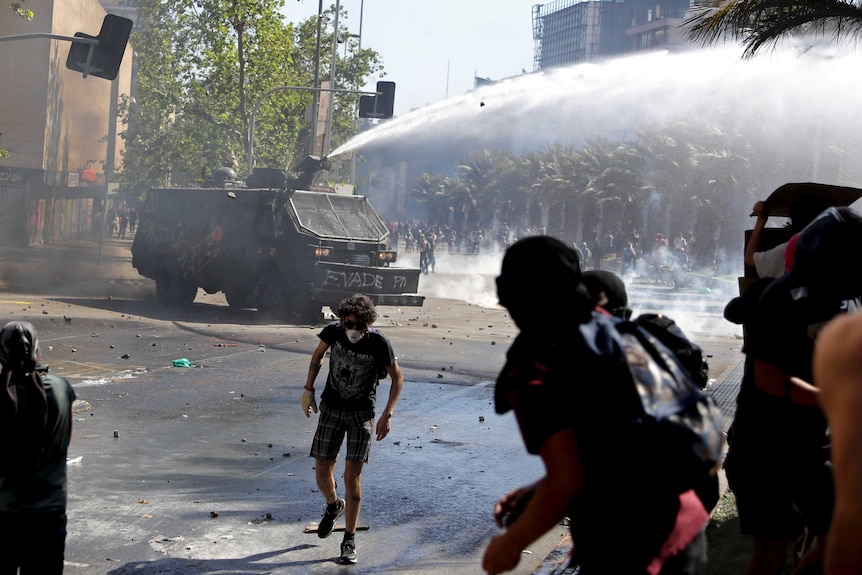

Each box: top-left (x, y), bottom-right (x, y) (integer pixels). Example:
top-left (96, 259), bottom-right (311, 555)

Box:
top-left (386, 220), bottom-right (712, 284)
top-left (91, 200), bottom-right (138, 241)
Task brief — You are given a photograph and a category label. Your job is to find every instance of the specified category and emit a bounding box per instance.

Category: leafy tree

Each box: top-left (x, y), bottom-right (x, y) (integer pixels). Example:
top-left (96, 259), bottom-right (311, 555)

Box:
top-left (455, 150), bottom-right (497, 230)
top-left (635, 120), bottom-right (702, 241)
top-left (120, 1), bottom-right (382, 195)
top-left (686, 0), bottom-right (862, 57)
top-left (410, 173), bottom-right (452, 225)
top-left (7, 0), bottom-right (32, 20)
top-left (531, 144), bottom-right (583, 237)
top-left (575, 137), bottom-right (644, 243)
top-left (291, 8), bottom-right (383, 183)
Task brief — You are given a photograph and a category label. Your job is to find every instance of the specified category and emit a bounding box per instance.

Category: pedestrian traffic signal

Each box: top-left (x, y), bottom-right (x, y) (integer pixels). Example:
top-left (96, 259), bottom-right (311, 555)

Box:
top-left (359, 81), bottom-right (396, 119)
top-left (66, 14), bottom-right (133, 80)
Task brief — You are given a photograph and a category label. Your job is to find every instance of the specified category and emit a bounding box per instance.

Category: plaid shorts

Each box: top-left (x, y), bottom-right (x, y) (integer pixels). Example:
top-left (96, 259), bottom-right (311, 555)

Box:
top-left (310, 402), bottom-right (374, 463)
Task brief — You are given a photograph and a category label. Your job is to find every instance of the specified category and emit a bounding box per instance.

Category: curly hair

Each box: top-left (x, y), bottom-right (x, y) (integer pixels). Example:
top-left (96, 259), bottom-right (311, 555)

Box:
top-left (338, 294), bottom-right (377, 326)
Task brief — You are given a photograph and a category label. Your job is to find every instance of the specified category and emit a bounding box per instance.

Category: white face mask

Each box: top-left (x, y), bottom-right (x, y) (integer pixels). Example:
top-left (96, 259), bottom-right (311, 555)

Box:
top-left (345, 329), bottom-right (363, 344)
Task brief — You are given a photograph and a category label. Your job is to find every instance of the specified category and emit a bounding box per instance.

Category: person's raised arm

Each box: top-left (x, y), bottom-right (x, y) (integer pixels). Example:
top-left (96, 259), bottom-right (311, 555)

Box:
top-left (744, 201), bottom-right (769, 268)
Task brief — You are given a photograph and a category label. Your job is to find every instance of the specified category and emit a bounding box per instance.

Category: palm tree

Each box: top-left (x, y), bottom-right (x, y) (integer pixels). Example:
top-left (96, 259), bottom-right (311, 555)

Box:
top-left (456, 150), bottom-right (510, 231)
top-left (531, 145), bottom-right (583, 239)
top-left (686, 123), bottom-right (757, 266)
top-left (411, 173), bottom-right (452, 226)
top-left (509, 152), bottom-right (544, 231)
top-left (686, 0), bottom-right (862, 57)
top-left (576, 138), bottom-right (645, 247)
top-left (635, 120), bottom-right (702, 242)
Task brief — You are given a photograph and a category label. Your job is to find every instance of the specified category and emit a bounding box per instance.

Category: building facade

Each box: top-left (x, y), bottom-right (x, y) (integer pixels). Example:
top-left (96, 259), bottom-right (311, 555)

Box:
top-left (0, 0), bottom-right (132, 245)
top-left (532, 0), bottom-right (693, 70)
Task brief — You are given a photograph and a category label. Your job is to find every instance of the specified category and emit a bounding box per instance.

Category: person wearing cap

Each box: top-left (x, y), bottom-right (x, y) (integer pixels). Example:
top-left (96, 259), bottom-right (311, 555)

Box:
top-left (581, 269), bottom-right (632, 319)
top-left (483, 236), bottom-right (708, 575)
top-left (0, 321), bottom-right (75, 575)
top-left (302, 293), bottom-right (403, 565)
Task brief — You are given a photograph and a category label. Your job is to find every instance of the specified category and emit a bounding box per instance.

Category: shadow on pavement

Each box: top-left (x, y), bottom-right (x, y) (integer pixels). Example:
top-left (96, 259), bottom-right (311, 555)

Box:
top-left (105, 545), bottom-right (325, 574)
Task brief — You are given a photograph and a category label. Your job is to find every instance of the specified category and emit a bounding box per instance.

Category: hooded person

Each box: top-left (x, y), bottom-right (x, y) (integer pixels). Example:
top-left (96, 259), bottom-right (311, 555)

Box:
top-left (0, 321), bottom-right (76, 575)
top-left (484, 236), bottom-right (709, 575)
top-left (728, 207), bottom-right (862, 575)
top-left (495, 235), bottom-right (594, 337)
top-left (581, 269), bottom-right (631, 319)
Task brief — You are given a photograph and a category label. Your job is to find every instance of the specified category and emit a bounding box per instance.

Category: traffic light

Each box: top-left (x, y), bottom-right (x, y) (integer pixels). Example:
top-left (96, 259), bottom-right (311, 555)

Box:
top-left (66, 14), bottom-right (133, 80)
top-left (359, 81), bottom-right (396, 119)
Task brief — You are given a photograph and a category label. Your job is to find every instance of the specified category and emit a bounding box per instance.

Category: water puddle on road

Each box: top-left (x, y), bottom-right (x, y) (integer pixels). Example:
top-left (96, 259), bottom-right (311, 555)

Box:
top-left (73, 367), bottom-right (149, 387)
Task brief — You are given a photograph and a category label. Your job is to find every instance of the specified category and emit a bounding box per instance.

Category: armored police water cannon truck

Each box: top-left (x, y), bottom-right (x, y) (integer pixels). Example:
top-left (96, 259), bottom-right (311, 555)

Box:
top-left (131, 156), bottom-right (423, 322)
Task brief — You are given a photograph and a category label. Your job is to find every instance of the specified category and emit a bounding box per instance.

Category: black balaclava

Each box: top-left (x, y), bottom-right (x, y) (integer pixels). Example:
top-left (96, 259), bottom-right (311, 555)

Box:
top-left (496, 236), bottom-right (593, 331)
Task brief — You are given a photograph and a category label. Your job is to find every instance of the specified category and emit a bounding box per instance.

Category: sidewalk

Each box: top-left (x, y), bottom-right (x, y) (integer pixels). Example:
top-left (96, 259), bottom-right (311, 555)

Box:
top-left (0, 236), bottom-right (149, 297)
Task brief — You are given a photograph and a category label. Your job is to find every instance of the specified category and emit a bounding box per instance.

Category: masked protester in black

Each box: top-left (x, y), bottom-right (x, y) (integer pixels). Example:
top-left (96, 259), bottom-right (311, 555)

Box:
top-left (0, 321), bottom-right (76, 575)
top-left (483, 236), bottom-right (708, 575)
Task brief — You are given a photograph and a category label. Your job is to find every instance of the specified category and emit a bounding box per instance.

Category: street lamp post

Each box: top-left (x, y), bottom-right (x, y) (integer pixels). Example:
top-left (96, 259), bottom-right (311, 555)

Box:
top-left (247, 85), bottom-right (377, 176)
top-left (323, 0), bottom-right (341, 158)
top-left (308, 0), bottom-right (324, 157)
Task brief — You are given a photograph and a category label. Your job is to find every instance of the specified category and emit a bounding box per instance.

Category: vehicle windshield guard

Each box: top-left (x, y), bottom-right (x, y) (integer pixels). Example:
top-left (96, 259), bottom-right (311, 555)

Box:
top-left (290, 191), bottom-right (389, 242)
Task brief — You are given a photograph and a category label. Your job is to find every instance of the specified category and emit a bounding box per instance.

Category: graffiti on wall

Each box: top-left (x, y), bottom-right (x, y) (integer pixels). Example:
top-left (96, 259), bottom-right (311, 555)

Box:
top-left (0, 168), bottom-right (28, 247)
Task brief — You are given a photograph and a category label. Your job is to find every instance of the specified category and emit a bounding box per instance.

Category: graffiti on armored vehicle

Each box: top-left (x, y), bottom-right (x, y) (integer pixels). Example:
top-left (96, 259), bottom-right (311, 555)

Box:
top-left (322, 268), bottom-right (410, 291)
top-left (176, 224), bottom-right (223, 278)
top-left (137, 218), bottom-right (223, 278)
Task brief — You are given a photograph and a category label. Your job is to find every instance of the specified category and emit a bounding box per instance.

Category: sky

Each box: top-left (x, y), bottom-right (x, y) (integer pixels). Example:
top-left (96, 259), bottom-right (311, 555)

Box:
top-left (281, 0), bottom-right (539, 116)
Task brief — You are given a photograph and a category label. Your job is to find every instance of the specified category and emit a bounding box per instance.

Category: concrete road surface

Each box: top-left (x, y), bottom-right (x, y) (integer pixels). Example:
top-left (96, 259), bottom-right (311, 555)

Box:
top-left (0, 239), bottom-right (743, 575)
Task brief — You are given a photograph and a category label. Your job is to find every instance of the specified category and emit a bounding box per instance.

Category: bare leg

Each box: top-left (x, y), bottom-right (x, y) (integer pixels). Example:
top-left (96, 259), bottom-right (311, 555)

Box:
top-left (315, 458), bottom-right (339, 505)
top-left (343, 459), bottom-right (364, 533)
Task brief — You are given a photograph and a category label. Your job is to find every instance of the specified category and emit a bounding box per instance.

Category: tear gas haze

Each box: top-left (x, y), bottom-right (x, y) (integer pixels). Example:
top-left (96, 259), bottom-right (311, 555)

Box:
top-left (397, 249), bottom-right (740, 347)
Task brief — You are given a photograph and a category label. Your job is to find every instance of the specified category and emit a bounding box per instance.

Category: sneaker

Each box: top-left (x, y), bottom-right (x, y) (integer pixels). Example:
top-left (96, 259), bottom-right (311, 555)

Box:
top-left (317, 498), bottom-right (345, 539)
top-left (340, 538), bottom-right (357, 564)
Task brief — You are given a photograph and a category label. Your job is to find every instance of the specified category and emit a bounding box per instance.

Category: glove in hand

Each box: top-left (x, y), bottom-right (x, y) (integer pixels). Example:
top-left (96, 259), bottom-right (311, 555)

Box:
top-left (302, 389), bottom-right (318, 418)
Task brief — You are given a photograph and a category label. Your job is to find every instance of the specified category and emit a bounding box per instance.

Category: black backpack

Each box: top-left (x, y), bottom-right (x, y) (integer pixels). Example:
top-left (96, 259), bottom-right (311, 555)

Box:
top-left (580, 313), bottom-right (725, 496)
top-left (634, 313), bottom-right (710, 389)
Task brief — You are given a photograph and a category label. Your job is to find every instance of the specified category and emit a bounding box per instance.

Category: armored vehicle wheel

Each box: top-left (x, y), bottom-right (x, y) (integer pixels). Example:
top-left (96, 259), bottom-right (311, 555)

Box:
top-left (255, 271), bottom-right (285, 313)
top-left (290, 298), bottom-right (323, 324)
top-left (156, 265), bottom-right (197, 306)
top-left (225, 290), bottom-right (254, 309)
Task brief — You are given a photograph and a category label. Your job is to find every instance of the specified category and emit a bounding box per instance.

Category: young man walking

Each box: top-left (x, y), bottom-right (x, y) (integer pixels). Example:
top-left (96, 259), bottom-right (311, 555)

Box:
top-left (302, 294), bottom-right (403, 565)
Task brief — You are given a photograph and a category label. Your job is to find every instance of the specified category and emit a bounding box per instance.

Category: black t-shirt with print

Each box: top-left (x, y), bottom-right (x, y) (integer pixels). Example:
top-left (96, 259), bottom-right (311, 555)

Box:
top-left (318, 322), bottom-right (396, 412)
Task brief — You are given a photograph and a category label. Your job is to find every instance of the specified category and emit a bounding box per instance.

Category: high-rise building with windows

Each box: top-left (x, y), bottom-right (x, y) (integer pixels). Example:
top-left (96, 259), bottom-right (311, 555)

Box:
top-left (532, 0), bottom-right (693, 70)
